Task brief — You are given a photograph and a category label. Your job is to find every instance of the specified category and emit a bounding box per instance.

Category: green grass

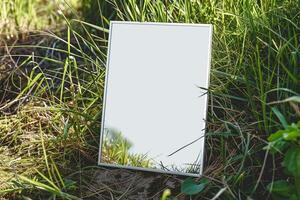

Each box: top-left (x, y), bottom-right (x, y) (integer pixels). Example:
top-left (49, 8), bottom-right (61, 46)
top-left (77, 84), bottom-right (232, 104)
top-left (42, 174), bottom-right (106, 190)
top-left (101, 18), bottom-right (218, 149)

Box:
top-left (102, 128), bottom-right (153, 168)
top-left (0, 0), bottom-right (79, 39)
top-left (0, 0), bottom-right (299, 199)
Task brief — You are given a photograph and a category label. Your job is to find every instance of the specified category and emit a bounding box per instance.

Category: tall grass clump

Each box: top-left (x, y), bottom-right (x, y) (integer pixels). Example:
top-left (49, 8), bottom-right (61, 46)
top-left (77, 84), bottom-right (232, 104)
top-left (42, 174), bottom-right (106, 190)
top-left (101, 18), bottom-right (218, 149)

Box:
top-left (0, 0), bottom-right (299, 199)
top-left (0, 0), bottom-right (79, 39)
top-left (1, 7), bottom-right (160, 197)
top-left (102, 129), bottom-right (153, 168)
top-left (0, 15), bottom-right (107, 199)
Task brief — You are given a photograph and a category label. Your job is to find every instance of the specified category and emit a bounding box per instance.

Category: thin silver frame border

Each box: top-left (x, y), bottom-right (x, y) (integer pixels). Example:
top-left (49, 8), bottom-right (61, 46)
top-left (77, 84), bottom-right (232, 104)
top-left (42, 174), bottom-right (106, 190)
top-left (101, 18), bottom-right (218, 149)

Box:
top-left (98, 21), bottom-right (213, 178)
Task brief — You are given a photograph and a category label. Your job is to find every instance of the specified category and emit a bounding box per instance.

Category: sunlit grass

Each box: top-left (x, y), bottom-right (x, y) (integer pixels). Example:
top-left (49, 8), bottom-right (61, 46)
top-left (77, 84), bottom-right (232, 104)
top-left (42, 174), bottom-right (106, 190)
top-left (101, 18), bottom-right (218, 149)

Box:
top-left (0, 0), bottom-right (79, 39)
top-left (102, 128), bottom-right (153, 168)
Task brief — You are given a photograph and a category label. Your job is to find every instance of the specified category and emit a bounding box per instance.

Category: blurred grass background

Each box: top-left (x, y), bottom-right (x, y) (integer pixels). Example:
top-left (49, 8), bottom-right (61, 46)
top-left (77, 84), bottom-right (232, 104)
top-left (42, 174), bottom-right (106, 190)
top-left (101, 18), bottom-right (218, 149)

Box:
top-left (0, 0), bottom-right (299, 199)
top-left (0, 0), bottom-right (80, 39)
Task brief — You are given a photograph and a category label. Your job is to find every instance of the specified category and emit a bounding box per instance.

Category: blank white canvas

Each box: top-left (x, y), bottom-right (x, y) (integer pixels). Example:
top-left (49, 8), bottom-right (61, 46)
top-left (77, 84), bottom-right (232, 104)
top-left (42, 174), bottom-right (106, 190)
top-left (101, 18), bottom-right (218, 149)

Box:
top-left (99, 21), bottom-right (212, 177)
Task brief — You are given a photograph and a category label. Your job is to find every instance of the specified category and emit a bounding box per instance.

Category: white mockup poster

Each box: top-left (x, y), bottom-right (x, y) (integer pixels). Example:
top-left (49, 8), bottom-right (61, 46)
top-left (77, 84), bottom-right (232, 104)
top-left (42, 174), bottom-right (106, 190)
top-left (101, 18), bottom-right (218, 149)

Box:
top-left (99, 21), bottom-right (212, 177)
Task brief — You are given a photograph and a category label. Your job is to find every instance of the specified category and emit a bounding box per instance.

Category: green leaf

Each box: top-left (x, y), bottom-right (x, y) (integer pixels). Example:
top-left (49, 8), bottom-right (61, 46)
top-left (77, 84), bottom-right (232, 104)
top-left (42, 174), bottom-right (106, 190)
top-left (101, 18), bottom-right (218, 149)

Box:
top-left (63, 118), bottom-right (70, 139)
top-left (268, 130), bottom-right (286, 141)
top-left (64, 179), bottom-right (77, 190)
top-left (283, 131), bottom-right (300, 141)
top-left (268, 122), bottom-right (300, 142)
top-left (283, 145), bottom-right (300, 177)
top-left (267, 139), bottom-right (289, 154)
top-left (267, 180), bottom-right (295, 197)
top-left (272, 107), bottom-right (288, 129)
top-left (181, 178), bottom-right (209, 195)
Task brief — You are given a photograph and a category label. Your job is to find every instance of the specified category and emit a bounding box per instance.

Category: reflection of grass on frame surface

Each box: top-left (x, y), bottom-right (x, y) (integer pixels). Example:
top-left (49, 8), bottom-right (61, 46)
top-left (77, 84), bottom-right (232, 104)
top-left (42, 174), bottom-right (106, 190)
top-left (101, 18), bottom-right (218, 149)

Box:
top-left (102, 128), bottom-right (201, 174)
top-left (101, 128), bottom-right (153, 168)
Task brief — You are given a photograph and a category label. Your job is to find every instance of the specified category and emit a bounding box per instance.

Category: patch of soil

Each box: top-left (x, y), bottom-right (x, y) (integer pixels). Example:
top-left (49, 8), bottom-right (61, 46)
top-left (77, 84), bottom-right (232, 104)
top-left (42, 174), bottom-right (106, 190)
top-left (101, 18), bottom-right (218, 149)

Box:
top-left (76, 167), bottom-right (188, 200)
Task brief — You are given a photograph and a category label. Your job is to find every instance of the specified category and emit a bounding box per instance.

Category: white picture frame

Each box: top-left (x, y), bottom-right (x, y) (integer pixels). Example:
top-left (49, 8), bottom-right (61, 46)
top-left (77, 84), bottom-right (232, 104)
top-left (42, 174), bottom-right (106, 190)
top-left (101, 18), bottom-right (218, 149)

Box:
top-left (98, 21), bottom-right (213, 177)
